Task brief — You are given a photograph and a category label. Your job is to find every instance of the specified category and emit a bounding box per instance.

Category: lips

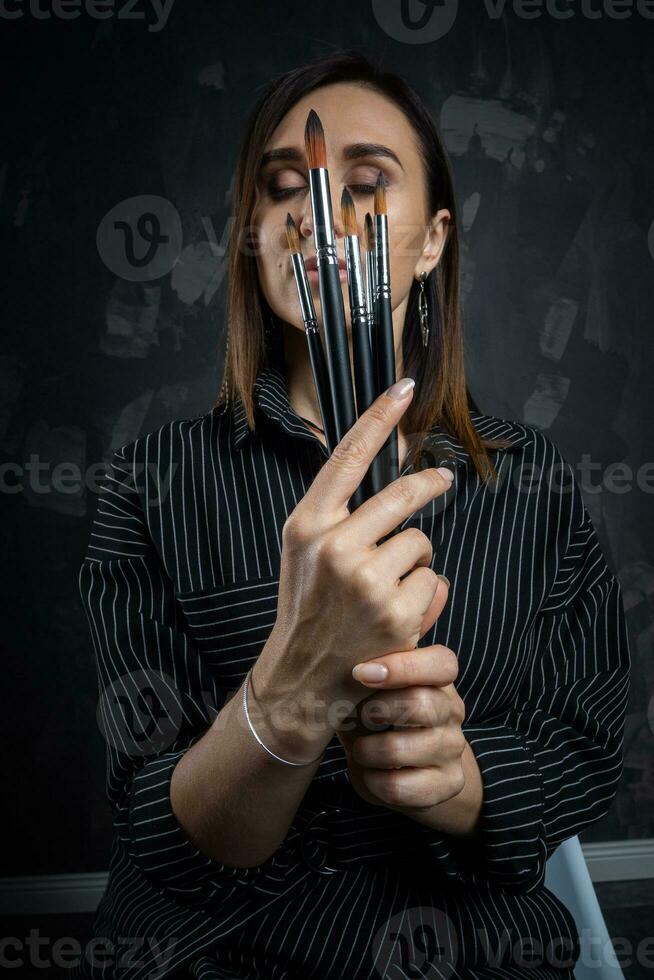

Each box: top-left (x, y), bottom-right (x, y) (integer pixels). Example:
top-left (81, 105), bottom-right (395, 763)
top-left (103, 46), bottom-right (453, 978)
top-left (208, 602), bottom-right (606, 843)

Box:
top-left (304, 254), bottom-right (347, 273)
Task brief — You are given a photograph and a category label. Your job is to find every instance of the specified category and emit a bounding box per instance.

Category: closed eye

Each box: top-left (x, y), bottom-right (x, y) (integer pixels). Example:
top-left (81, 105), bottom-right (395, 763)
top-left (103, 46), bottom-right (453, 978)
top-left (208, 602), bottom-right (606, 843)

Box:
top-left (347, 183), bottom-right (377, 196)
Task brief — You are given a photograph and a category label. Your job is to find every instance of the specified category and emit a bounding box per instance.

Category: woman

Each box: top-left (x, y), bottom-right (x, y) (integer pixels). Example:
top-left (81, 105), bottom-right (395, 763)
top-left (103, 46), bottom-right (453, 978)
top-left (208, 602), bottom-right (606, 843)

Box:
top-left (75, 50), bottom-right (631, 980)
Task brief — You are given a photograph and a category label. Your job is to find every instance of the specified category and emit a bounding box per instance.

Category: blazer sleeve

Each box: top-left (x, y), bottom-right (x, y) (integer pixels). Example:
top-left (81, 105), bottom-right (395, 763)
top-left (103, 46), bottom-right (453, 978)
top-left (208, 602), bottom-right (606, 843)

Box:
top-left (434, 463), bottom-right (632, 893)
top-left (79, 444), bottom-right (304, 911)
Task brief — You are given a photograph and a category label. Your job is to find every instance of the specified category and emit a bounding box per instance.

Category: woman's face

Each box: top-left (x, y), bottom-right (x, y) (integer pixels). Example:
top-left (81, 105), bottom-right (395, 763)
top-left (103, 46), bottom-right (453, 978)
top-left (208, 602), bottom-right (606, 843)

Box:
top-left (250, 81), bottom-right (450, 351)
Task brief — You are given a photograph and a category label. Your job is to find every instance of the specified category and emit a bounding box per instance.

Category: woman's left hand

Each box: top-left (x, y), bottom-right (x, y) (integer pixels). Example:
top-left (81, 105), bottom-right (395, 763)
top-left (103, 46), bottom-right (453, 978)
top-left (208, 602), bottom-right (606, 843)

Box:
top-left (335, 645), bottom-right (468, 813)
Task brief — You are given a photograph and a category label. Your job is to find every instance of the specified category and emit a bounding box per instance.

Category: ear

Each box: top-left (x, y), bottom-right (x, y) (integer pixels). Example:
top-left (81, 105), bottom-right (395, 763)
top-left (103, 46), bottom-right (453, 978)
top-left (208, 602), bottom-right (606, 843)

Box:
top-left (413, 208), bottom-right (452, 281)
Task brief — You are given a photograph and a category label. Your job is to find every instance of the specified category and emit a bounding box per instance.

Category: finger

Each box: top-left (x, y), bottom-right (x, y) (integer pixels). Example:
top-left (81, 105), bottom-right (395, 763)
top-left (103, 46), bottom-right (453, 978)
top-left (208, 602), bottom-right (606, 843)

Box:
top-left (395, 566), bottom-right (443, 650)
top-left (362, 767), bottom-right (447, 808)
top-left (343, 467), bottom-right (455, 547)
top-left (351, 727), bottom-right (453, 769)
top-left (366, 526), bottom-right (433, 583)
top-left (414, 571), bottom-right (449, 639)
top-left (299, 378), bottom-right (416, 516)
top-left (351, 644), bottom-right (459, 689)
top-left (357, 687), bottom-right (451, 730)
top-left (394, 565), bottom-right (444, 641)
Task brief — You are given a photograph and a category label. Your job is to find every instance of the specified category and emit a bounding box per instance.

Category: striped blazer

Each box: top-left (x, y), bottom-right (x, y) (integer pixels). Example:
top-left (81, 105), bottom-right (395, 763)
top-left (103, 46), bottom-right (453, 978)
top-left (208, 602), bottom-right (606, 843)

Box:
top-left (74, 339), bottom-right (630, 980)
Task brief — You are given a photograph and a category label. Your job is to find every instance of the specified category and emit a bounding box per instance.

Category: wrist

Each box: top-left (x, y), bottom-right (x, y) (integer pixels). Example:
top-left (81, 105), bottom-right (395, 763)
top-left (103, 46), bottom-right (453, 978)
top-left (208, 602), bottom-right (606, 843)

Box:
top-left (248, 655), bottom-right (335, 759)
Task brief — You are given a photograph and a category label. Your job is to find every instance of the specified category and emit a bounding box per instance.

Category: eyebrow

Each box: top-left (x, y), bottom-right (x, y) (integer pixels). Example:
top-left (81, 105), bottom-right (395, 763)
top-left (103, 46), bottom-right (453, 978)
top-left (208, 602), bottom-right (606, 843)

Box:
top-left (259, 142), bottom-right (404, 171)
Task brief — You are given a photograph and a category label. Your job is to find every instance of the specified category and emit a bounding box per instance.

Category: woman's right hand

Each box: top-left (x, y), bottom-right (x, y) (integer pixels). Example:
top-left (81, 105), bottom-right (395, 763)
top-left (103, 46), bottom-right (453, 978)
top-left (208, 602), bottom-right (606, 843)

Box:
top-left (251, 377), bottom-right (455, 753)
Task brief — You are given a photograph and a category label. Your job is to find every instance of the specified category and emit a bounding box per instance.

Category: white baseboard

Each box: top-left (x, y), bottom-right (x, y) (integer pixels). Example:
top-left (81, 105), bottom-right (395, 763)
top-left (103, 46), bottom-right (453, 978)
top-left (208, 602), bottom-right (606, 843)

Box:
top-left (1, 840), bottom-right (652, 916)
top-left (580, 838), bottom-right (654, 883)
top-left (0, 873), bottom-right (108, 916)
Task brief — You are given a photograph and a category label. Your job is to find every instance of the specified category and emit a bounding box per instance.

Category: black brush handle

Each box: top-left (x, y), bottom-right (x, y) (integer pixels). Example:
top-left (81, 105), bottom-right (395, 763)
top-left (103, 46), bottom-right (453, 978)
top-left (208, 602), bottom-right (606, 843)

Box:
top-left (318, 262), bottom-right (356, 439)
top-left (375, 293), bottom-right (401, 543)
top-left (352, 311), bottom-right (385, 502)
top-left (375, 294), bottom-right (399, 483)
top-left (317, 262), bottom-right (365, 511)
top-left (352, 312), bottom-right (376, 416)
top-left (306, 327), bottom-right (337, 454)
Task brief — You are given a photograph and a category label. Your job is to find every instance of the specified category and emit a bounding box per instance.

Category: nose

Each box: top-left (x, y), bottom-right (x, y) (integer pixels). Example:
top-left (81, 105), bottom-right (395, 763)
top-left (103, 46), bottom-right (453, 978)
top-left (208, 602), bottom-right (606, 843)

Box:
top-left (298, 180), bottom-right (346, 244)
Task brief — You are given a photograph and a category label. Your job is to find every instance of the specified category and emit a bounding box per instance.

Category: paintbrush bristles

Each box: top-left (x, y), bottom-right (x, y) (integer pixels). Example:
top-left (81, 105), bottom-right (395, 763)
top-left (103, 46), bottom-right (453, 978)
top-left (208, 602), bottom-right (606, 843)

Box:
top-left (364, 212), bottom-right (375, 250)
top-left (373, 171), bottom-right (387, 215)
top-left (285, 213), bottom-right (300, 253)
top-left (340, 187), bottom-right (357, 236)
top-left (304, 109), bottom-right (327, 169)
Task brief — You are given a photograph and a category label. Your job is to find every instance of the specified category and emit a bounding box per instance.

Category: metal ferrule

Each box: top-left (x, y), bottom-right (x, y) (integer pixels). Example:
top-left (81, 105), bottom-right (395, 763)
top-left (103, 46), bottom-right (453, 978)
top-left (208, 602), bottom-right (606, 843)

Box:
top-left (374, 213), bottom-right (391, 300)
top-left (290, 252), bottom-right (318, 334)
top-left (365, 246), bottom-right (376, 345)
top-left (344, 234), bottom-right (367, 325)
top-left (308, 167), bottom-right (338, 264)
top-left (365, 247), bottom-right (376, 319)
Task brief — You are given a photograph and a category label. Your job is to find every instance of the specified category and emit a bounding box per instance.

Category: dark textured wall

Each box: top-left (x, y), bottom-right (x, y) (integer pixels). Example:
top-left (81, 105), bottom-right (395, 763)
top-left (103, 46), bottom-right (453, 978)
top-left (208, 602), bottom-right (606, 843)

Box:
top-left (1, 0), bottom-right (652, 877)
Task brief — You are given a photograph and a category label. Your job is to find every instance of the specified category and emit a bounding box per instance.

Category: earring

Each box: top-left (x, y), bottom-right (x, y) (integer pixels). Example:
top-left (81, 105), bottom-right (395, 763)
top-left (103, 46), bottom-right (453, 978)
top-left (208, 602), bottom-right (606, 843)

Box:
top-left (418, 271), bottom-right (429, 348)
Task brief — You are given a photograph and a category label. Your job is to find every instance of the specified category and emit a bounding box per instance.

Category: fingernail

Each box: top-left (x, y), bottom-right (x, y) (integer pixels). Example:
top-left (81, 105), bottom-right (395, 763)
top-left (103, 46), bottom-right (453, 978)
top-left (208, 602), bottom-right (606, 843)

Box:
top-left (437, 574), bottom-right (450, 589)
top-left (436, 466), bottom-right (455, 482)
top-left (352, 662), bottom-right (389, 683)
top-left (387, 378), bottom-right (415, 400)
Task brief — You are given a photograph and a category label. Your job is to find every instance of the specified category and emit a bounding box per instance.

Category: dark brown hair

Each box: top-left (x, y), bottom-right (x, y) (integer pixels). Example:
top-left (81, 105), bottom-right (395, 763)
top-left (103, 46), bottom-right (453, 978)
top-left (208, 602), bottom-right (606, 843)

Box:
top-left (216, 48), bottom-right (513, 483)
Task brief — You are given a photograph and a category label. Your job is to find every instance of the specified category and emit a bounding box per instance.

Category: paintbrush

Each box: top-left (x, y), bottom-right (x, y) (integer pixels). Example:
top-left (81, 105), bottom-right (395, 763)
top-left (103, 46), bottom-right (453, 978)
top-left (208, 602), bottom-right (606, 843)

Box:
top-left (285, 213), bottom-right (338, 454)
top-left (373, 170), bottom-right (399, 488)
top-left (341, 188), bottom-right (385, 500)
top-left (364, 211), bottom-right (378, 391)
top-left (304, 108), bottom-right (364, 511)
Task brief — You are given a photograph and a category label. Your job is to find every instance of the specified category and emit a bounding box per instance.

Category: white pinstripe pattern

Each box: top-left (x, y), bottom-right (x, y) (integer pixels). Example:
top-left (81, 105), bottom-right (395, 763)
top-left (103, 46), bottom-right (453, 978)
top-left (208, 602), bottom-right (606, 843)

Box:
top-left (73, 342), bottom-right (630, 980)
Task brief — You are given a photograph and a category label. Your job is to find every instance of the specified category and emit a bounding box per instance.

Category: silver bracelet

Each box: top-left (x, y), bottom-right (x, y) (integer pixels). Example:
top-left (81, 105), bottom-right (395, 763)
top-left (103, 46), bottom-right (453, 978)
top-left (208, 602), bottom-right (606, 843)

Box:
top-left (242, 667), bottom-right (324, 767)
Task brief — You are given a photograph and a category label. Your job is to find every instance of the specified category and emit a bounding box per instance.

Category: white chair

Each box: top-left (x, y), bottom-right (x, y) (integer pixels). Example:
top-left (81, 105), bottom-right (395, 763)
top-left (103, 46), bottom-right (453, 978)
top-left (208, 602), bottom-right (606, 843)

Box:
top-left (544, 835), bottom-right (625, 979)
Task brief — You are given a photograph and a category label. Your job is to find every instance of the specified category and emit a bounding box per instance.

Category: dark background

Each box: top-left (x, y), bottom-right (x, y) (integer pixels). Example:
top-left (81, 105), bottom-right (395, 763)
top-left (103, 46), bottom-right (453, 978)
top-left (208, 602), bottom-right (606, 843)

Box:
top-left (1, 0), bottom-right (652, 880)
